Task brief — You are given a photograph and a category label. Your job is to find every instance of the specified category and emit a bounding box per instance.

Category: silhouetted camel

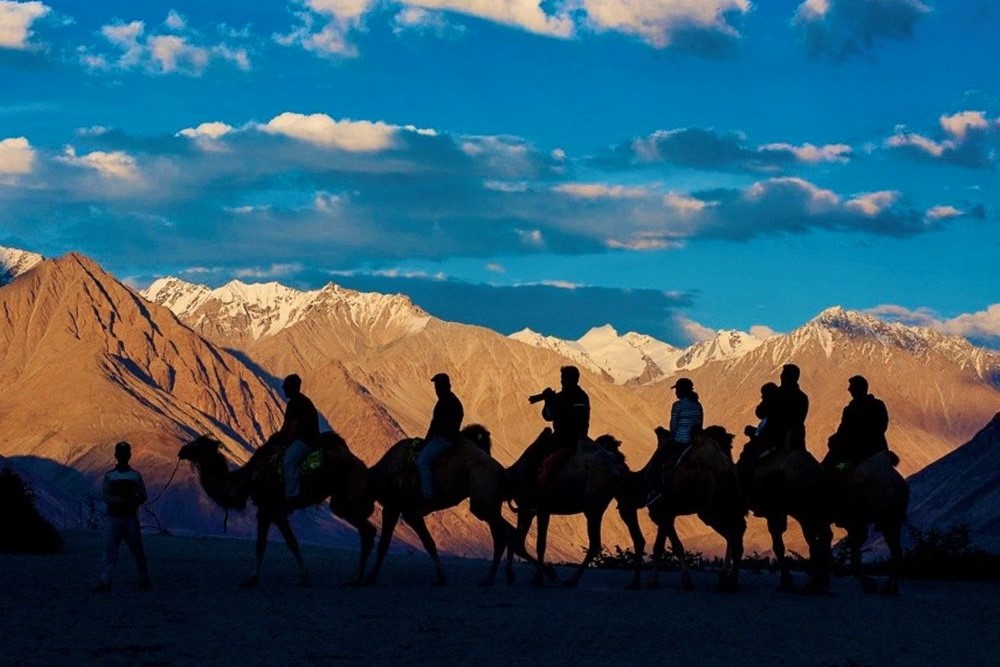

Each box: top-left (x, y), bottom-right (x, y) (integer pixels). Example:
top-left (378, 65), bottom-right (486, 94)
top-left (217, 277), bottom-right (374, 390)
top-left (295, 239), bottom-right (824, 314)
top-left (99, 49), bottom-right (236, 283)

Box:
top-left (739, 436), bottom-right (832, 593)
top-left (503, 428), bottom-right (643, 588)
top-left (363, 424), bottom-right (524, 586)
top-left (618, 426), bottom-right (745, 591)
top-left (830, 451), bottom-right (909, 595)
top-left (178, 432), bottom-right (375, 587)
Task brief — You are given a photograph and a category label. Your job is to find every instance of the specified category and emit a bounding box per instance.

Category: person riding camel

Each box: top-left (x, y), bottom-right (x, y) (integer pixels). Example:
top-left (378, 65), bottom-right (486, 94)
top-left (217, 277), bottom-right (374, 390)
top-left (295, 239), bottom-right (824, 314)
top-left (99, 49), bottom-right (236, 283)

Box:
top-left (534, 365), bottom-right (590, 487)
top-left (416, 373), bottom-right (464, 500)
top-left (646, 377), bottom-right (703, 504)
top-left (824, 375), bottom-right (890, 473)
top-left (278, 374), bottom-right (321, 508)
top-left (737, 381), bottom-right (782, 488)
top-left (776, 363), bottom-right (808, 450)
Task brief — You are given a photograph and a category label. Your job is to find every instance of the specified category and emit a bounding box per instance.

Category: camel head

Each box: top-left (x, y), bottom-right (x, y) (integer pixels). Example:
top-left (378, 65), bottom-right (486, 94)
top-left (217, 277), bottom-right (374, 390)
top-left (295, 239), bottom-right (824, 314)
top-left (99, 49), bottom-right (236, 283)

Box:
top-left (178, 434), bottom-right (248, 511)
top-left (653, 426), bottom-right (671, 449)
top-left (595, 433), bottom-right (625, 463)
top-left (178, 434), bottom-right (223, 463)
top-left (461, 424), bottom-right (491, 455)
top-left (702, 425), bottom-right (734, 450)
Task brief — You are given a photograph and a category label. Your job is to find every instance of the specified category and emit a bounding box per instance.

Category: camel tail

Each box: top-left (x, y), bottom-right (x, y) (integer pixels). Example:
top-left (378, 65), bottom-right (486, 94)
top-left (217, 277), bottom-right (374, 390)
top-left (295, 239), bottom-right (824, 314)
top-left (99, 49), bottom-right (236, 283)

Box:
top-left (887, 451), bottom-right (901, 467)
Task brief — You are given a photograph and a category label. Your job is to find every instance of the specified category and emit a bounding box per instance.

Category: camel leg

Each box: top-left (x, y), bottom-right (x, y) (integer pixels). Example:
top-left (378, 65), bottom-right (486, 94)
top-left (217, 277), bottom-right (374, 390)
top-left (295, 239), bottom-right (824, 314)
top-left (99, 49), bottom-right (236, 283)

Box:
top-left (480, 517), bottom-right (510, 587)
top-left (879, 520), bottom-right (903, 596)
top-left (533, 512), bottom-right (551, 587)
top-left (848, 524), bottom-right (878, 594)
top-left (663, 520), bottom-right (693, 591)
top-left (242, 512), bottom-right (272, 588)
top-left (348, 515), bottom-right (376, 586)
top-left (617, 504), bottom-right (645, 591)
top-left (271, 514), bottom-right (309, 587)
top-left (802, 519), bottom-right (833, 594)
top-left (506, 510), bottom-right (551, 585)
top-left (364, 507), bottom-right (400, 586)
top-left (708, 514), bottom-right (744, 593)
top-left (768, 514), bottom-right (795, 592)
top-left (564, 509), bottom-right (605, 588)
top-left (403, 513), bottom-right (447, 587)
top-left (649, 523), bottom-right (668, 589)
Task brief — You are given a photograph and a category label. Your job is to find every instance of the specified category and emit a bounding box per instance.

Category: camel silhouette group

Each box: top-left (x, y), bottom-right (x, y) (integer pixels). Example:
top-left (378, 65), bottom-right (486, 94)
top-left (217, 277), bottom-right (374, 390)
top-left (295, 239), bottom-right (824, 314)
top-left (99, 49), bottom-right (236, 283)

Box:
top-left (179, 416), bottom-right (909, 595)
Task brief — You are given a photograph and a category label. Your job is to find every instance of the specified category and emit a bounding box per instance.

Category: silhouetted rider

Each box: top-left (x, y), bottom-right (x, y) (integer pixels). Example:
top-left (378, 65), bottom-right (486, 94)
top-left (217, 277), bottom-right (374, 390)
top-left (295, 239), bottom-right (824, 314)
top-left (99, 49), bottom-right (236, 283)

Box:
top-left (533, 365), bottom-right (590, 485)
top-left (824, 375), bottom-right (889, 472)
top-left (279, 374), bottom-right (320, 504)
top-left (776, 364), bottom-right (808, 450)
top-left (417, 373), bottom-right (464, 500)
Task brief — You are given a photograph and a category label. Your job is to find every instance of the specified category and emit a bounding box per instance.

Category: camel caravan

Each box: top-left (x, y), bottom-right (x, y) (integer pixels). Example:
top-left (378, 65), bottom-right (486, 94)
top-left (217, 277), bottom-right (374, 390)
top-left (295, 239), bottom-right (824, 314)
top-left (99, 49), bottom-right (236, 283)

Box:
top-left (177, 364), bottom-right (909, 596)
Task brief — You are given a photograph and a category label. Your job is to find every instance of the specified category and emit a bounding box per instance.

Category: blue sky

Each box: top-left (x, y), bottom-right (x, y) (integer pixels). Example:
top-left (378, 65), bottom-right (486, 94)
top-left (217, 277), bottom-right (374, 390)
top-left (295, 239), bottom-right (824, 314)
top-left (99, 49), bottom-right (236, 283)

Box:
top-left (1, 0), bottom-right (997, 346)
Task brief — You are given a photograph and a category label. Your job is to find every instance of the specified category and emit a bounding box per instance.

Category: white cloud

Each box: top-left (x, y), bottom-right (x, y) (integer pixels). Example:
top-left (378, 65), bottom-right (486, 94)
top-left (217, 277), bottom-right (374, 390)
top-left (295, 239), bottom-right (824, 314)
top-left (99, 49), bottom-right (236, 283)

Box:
top-left (56, 146), bottom-right (140, 181)
top-left (760, 142), bottom-right (852, 163)
top-left (517, 228), bottom-right (545, 246)
top-left (178, 121), bottom-right (234, 140)
top-left (885, 129), bottom-right (949, 157)
top-left (605, 235), bottom-right (673, 251)
top-left (869, 303), bottom-right (1000, 345)
top-left (552, 182), bottom-right (650, 199)
top-left (939, 110), bottom-right (990, 140)
top-left (925, 205), bottom-right (961, 221)
top-left (164, 10), bottom-right (187, 31)
top-left (259, 112), bottom-right (397, 152)
top-left (87, 14), bottom-right (251, 75)
top-left (484, 180), bottom-right (529, 193)
top-left (745, 177), bottom-right (839, 213)
top-left (0, 136), bottom-right (36, 178)
top-left (749, 324), bottom-right (779, 339)
top-left (0, 0), bottom-right (49, 50)
top-left (233, 263), bottom-right (303, 279)
top-left (275, 0), bottom-right (375, 58)
top-left (845, 190), bottom-right (899, 217)
top-left (403, 1), bottom-right (573, 38)
top-left (485, 262), bottom-right (505, 273)
top-left (663, 192), bottom-right (707, 216)
top-left (582, 0), bottom-right (749, 47)
top-left (676, 314), bottom-right (715, 343)
top-left (393, 6), bottom-right (465, 37)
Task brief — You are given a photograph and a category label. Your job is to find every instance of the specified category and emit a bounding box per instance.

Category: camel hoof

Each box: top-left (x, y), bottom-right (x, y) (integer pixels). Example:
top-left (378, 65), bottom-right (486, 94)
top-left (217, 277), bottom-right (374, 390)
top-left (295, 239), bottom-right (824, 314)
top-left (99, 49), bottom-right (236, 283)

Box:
top-left (880, 583), bottom-right (899, 597)
top-left (647, 579), bottom-right (660, 590)
top-left (240, 575), bottom-right (259, 589)
top-left (861, 576), bottom-right (879, 595)
top-left (298, 576), bottom-right (311, 588)
top-left (432, 579), bottom-right (447, 588)
top-left (681, 579), bottom-right (694, 592)
top-left (562, 578), bottom-right (580, 589)
top-left (543, 564), bottom-right (558, 582)
top-left (531, 573), bottom-right (546, 587)
top-left (624, 580), bottom-right (641, 591)
top-left (505, 571), bottom-right (516, 586)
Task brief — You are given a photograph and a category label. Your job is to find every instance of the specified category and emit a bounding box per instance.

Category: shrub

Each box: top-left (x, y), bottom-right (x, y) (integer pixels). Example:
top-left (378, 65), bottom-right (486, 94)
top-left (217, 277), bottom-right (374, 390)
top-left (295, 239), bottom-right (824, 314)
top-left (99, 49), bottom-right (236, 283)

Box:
top-left (0, 467), bottom-right (63, 554)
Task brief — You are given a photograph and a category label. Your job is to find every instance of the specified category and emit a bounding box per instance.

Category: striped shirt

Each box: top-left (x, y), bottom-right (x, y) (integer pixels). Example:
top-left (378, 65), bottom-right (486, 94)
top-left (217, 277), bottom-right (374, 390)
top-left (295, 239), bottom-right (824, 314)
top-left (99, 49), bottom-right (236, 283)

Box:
top-left (102, 467), bottom-right (147, 518)
top-left (670, 397), bottom-right (704, 444)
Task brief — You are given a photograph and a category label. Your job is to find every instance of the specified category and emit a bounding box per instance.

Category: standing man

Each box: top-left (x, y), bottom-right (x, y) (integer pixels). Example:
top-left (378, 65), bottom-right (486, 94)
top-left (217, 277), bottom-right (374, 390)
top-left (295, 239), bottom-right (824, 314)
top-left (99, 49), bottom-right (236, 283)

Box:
top-left (536, 365), bottom-right (591, 485)
top-left (279, 374), bottom-right (321, 507)
top-left (777, 364), bottom-right (809, 450)
top-left (417, 373), bottom-right (464, 500)
top-left (94, 441), bottom-right (149, 593)
top-left (824, 375), bottom-right (890, 472)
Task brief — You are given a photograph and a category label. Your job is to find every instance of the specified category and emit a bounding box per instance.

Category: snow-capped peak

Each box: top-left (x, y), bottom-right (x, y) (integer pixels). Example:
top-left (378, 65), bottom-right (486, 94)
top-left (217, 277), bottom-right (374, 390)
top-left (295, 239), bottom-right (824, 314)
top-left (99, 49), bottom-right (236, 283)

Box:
top-left (0, 245), bottom-right (44, 285)
top-left (142, 276), bottom-right (430, 341)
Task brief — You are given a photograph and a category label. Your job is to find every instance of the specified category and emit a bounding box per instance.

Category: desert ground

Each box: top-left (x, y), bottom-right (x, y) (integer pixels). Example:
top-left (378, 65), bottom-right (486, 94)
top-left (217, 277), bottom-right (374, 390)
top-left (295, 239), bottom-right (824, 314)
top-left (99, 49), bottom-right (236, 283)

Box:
top-left (2, 530), bottom-right (997, 667)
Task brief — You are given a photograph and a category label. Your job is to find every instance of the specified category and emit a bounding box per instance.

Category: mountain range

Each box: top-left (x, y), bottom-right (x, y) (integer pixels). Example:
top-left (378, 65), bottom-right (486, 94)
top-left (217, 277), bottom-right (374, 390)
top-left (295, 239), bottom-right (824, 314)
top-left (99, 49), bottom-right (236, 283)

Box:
top-left (2, 245), bottom-right (999, 558)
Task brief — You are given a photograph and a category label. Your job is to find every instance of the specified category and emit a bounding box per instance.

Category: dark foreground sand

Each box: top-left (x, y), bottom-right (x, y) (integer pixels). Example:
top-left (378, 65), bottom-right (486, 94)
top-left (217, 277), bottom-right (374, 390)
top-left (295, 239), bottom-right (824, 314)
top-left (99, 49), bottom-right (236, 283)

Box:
top-left (2, 530), bottom-right (997, 667)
